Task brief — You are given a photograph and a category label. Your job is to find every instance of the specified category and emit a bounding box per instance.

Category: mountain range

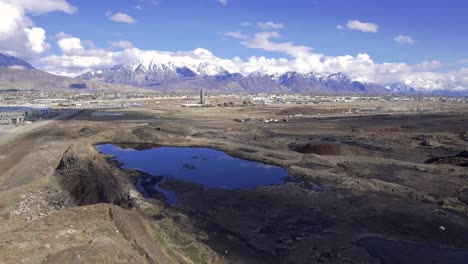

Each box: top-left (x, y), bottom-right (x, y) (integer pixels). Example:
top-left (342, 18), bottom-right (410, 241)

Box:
top-left (0, 53), bottom-right (466, 95)
top-left (78, 59), bottom-right (390, 94)
top-left (0, 53), bottom-right (147, 92)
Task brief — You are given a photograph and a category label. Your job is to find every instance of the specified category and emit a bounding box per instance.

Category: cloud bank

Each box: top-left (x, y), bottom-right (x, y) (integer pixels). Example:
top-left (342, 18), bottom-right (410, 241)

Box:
top-left (38, 31), bottom-right (468, 92)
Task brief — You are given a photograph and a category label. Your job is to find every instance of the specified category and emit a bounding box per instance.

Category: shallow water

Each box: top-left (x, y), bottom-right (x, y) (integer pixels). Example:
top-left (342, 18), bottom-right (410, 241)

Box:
top-left (358, 236), bottom-right (468, 264)
top-left (96, 144), bottom-right (292, 204)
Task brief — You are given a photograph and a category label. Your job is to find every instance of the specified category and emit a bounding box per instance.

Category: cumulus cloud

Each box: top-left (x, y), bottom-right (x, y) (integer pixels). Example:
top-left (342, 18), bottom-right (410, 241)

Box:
top-left (24, 27), bottom-right (50, 53)
top-left (344, 20), bottom-right (378, 33)
top-left (107, 12), bottom-right (136, 24)
top-left (394, 34), bottom-right (415, 45)
top-left (222, 31), bottom-right (248, 39)
top-left (57, 35), bottom-right (85, 55)
top-left (257, 21), bottom-right (284, 30)
top-left (0, 0), bottom-right (75, 58)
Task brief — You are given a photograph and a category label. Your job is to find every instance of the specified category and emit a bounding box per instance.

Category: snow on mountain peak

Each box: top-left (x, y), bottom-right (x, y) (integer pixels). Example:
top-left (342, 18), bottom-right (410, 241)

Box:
top-left (323, 72), bottom-right (350, 82)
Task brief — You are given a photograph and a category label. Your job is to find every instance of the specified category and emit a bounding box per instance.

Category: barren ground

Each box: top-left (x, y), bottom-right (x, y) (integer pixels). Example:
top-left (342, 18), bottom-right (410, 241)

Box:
top-left (0, 101), bottom-right (467, 263)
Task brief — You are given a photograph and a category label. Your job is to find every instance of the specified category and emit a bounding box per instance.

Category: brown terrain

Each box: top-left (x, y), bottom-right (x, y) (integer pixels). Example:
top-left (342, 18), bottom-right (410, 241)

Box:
top-left (0, 100), bottom-right (468, 263)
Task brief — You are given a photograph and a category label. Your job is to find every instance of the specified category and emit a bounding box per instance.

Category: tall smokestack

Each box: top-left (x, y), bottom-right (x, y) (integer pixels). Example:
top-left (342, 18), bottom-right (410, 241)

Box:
top-left (200, 89), bottom-right (205, 104)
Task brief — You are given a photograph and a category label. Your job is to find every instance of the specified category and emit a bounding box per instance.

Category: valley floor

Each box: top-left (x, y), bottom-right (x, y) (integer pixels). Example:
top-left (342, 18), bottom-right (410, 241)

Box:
top-left (0, 101), bottom-right (467, 263)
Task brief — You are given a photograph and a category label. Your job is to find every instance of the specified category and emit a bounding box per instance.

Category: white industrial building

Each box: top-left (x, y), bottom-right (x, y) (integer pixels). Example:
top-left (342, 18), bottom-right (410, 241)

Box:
top-left (0, 112), bottom-right (25, 125)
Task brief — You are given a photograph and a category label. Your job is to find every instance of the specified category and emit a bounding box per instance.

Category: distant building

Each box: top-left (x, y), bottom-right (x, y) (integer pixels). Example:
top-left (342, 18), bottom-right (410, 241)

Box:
top-left (0, 112), bottom-right (25, 125)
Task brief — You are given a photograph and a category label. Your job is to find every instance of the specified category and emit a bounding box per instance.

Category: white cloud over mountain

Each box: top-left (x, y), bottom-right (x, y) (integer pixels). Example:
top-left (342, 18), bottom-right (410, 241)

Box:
top-left (38, 31), bottom-right (468, 92)
top-left (109, 40), bottom-right (135, 49)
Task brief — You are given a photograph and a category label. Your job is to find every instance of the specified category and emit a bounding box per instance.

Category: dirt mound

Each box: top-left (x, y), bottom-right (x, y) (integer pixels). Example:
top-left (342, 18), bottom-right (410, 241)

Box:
top-left (458, 187), bottom-right (468, 205)
top-left (55, 146), bottom-right (135, 207)
top-left (132, 126), bottom-right (159, 141)
top-left (291, 143), bottom-right (374, 156)
top-left (149, 121), bottom-right (196, 136)
top-left (350, 127), bottom-right (365, 134)
top-left (461, 130), bottom-right (468, 141)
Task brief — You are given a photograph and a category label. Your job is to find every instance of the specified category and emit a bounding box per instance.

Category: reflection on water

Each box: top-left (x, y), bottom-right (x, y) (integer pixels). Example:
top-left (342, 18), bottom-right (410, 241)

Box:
top-left (96, 144), bottom-right (292, 204)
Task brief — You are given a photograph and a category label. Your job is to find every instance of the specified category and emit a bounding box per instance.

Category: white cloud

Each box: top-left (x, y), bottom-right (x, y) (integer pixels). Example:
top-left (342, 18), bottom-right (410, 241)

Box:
top-left (257, 21), bottom-right (284, 30)
top-left (394, 34), bottom-right (415, 45)
top-left (55, 32), bottom-right (72, 39)
top-left (336, 25), bottom-right (344, 30)
top-left (0, 2), bottom-right (27, 39)
top-left (37, 32), bottom-right (467, 92)
top-left (24, 27), bottom-right (50, 53)
top-left (345, 20), bottom-right (378, 33)
top-left (57, 35), bottom-right (84, 55)
top-left (109, 40), bottom-right (134, 49)
top-left (0, 1), bottom-right (74, 57)
top-left (107, 12), bottom-right (136, 24)
top-left (217, 0), bottom-right (228, 6)
top-left (4, 0), bottom-right (76, 14)
top-left (222, 31), bottom-right (248, 39)
top-left (414, 60), bottom-right (441, 70)
top-left (241, 31), bottom-right (314, 58)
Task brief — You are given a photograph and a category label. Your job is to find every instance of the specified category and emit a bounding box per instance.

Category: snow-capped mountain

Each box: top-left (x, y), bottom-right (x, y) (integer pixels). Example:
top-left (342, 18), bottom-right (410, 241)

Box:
top-left (79, 60), bottom-right (390, 94)
top-left (385, 83), bottom-right (419, 94)
top-left (79, 59), bottom-right (229, 86)
top-left (77, 57), bottom-right (466, 95)
top-left (385, 82), bottom-right (468, 96)
top-left (0, 53), bottom-right (35, 70)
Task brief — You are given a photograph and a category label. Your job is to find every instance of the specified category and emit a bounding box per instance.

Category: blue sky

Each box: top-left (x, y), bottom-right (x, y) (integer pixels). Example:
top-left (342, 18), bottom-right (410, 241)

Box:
top-left (0, 0), bottom-right (467, 90)
top-left (31, 0), bottom-right (467, 64)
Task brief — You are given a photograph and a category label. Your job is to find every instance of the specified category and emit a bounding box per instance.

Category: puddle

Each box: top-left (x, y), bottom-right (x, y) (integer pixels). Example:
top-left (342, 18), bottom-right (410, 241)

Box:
top-left (96, 144), bottom-right (293, 204)
top-left (357, 236), bottom-right (468, 264)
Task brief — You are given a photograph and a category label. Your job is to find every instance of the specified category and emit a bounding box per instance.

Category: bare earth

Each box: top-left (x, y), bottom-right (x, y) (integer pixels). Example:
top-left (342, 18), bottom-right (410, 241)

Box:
top-left (0, 100), bottom-right (467, 263)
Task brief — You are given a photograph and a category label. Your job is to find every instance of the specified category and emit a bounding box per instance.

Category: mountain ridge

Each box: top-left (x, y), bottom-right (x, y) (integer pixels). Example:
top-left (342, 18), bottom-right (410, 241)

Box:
top-left (0, 53), bottom-right (149, 92)
top-left (77, 62), bottom-right (391, 94)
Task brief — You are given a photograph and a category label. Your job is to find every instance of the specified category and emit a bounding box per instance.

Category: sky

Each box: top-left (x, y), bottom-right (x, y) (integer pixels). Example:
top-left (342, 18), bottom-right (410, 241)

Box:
top-left (0, 0), bottom-right (467, 90)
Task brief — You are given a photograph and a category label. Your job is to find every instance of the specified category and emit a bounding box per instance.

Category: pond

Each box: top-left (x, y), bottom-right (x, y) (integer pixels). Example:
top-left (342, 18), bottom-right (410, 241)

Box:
top-left (96, 144), bottom-right (293, 204)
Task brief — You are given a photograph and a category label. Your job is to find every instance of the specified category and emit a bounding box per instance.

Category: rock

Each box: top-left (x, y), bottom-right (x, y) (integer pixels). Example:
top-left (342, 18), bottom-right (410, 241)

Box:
top-left (461, 130), bottom-right (468, 141)
top-left (351, 127), bottom-right (365, 134)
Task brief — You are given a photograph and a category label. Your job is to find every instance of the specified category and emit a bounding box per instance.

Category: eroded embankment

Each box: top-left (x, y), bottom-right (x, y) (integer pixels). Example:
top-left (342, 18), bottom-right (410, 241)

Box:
top-left (53, 142), bottom-right (223, 263)
top-left (55, 146), bottom-right (136, 207)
